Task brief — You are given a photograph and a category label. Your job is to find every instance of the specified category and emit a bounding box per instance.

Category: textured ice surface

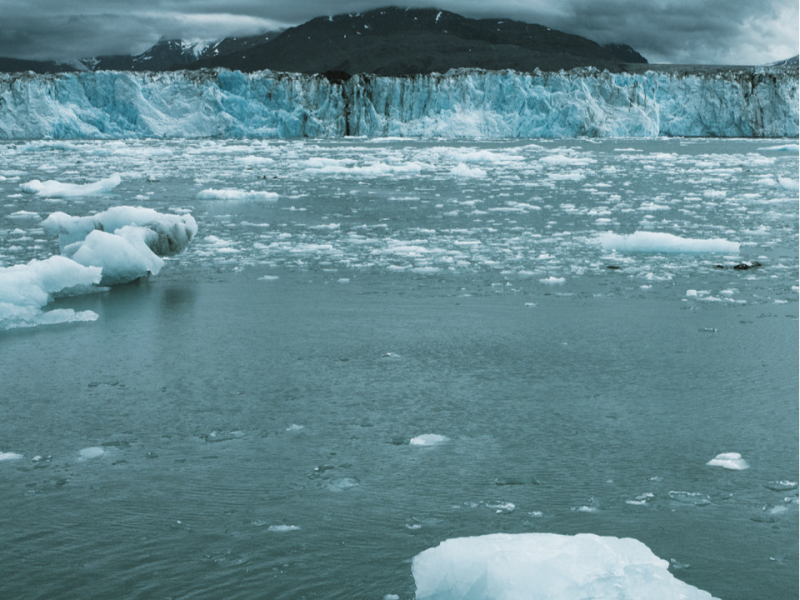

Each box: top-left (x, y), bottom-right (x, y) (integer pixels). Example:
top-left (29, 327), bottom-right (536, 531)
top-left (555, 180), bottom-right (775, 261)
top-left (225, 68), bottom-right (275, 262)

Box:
top-left (197, 189), bottom-right (279, 201)
top-left (0, 68), bottom-right (796, 139)
top-left (412, 533), bottom-right (718, 600)
top-left (599, 232), bottom-right (739, 253)
top-left (707, 452), bottom-right (750, 470)
top-left (0, 255), bottom-right (102, 330)
top-left (409, 434), bottom-right (449, 446)
top-left (20, 174), bottom-right (121, 197)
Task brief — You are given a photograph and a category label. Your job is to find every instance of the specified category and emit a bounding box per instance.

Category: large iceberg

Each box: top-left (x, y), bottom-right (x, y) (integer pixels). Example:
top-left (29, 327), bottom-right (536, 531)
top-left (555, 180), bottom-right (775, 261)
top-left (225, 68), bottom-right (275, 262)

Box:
top-left (412, 533), bottom-right (718, 600)
top-left (0, 207), bottom-right (197, 330)
top-left (0, 67), bottom-right (795, 139)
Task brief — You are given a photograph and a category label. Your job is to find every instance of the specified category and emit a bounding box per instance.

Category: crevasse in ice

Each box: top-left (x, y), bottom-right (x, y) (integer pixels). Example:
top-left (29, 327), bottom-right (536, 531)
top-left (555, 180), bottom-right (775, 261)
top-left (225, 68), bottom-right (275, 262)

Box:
top-left (412, 533), bottom-right (719, 600)
top-left (0, 67), bottom-right (796, 139)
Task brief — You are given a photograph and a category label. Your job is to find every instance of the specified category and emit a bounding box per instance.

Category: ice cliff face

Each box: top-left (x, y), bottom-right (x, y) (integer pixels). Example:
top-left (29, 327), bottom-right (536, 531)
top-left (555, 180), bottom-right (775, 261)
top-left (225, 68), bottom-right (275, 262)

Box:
top-left (0, 67), bottom-right (796, 139)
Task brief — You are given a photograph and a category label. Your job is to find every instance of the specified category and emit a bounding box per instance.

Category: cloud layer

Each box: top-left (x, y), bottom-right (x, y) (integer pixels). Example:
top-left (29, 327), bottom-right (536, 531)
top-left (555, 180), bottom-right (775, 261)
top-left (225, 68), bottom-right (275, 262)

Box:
top-left (2, 0), bottom-right (797, 65)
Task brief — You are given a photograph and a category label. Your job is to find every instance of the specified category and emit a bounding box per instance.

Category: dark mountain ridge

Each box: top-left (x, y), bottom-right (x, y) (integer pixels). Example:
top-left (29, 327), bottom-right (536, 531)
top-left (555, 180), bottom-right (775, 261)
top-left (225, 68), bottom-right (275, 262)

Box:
top-left (0, 6), bottom-right (655, 75)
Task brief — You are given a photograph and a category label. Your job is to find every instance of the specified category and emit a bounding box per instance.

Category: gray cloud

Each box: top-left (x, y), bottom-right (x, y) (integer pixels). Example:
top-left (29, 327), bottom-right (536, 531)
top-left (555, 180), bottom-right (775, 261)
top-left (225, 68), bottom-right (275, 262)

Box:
top-left (2, 0), bottom-right (797, 65)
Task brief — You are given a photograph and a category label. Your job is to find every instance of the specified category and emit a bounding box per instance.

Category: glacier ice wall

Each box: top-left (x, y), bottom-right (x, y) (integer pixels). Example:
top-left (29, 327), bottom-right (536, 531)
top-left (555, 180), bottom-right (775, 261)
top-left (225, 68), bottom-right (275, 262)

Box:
top-left (0, 67), bottom-right (796, 139)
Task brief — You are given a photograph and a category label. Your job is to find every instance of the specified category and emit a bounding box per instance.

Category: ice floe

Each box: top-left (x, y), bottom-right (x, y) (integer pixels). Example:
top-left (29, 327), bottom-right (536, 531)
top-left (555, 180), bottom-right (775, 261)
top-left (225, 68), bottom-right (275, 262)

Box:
top-left (268, 525), bottom-right (300, 532)
top-left (0, 452), bottom-right (23, 461)
top-left (412, 533), bottom-right (719, 600)
top-left (409, 434), bottom-right (449, 446)
top-left (78, 447), bottom-right (105, 460)
top-left (707, 452), bottom-right (749, 470)
top-left (598, 231), bottom-right (739, 253)
top-left (20, 174), bottom-right (121, 197)
top-left (197, 188), bottom-right (279, 201)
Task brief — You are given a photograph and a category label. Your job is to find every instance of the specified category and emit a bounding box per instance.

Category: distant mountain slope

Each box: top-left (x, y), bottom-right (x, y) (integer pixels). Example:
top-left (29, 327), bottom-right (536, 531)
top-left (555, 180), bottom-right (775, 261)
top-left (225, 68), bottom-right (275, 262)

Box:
top-left (0, 56), bottom-right (76, 74)
top-left (603, 43), bottom-right (648, 64)
top-left (186, 7), bottom-right (627, 75)
top-left (768, 55), bottom-right (799, 67)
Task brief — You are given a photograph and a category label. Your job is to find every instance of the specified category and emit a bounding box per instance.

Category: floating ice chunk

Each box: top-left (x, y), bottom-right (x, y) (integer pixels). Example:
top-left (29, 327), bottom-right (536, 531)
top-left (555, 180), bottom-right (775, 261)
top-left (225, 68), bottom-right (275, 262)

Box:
top-left (777, 176), bottom-right (799, 191)
top-left (412, 533), bottom-right (719, 600)
top-left (327, 477), bottom-right (360, 491)
top-left (450, 163), bottom-right (486, 178)
top-left (268, 525), bottom-right (300, 532)
top-left (43, 206), bottom-right (197, 256)
top-left (0, 452), bottom-right (23, 461)
top-left (235, 155), bottom-right (275, 165)
top-left (0, 255), bottom-right (102, 331)
top-left (765, 480), bottom-right (798, 492)
top-left (539, 276), bottom-right (565, 284)
top-left (197, 188), bottom-right (279, 201)
top-left (65, 229), bottom-right (163, 285)
top-left (668, 491), bottom-right (711, 506)
top-left (20, 174), bottom-right (121, 198)
top-left (286, 424), bottom-right (304, 432)
top-left (410, 434), bottom-right (449, 446)
top-left (486, 502), bottom-right (515, 514)
top-left (759, 144), bottom-right (799, 151)
top-left (707, 452), bottom-right (749, 470)
top-left (78, 447), bottom-right (105, 460)
top-left (598, 231), bottom-right (739, 253)
top-left (258, 275), bottom-right (279, 281)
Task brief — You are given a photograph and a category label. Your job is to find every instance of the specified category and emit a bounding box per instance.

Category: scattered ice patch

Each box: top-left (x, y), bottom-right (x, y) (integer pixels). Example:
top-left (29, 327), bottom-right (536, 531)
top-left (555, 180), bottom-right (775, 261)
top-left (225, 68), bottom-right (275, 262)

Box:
top-left (598, 231), bottom-right (739, 253)
top-left (0, 452), bottom-right (23, 461)
top-left (707, 452), bottom-right (749, 470)
top-left (78, 447), bottom-right (105, 460)
top-left (20, 174), bottom-right (121, 198)
top-left (765, 481), bottom-right (798, 492)
top-left (268, 525), bottom-right (300, 532)
top-left (668, 491), bottom-right (711, 506)
top-left (197, 189), bottom-right (278, 201)
top-left (450, 163), bottom-right (486, 178)
top-left (486, 502), bottom-right (515, 514)
top-left (539, 276), bottom-right (565, 285)
top-left (626, 493), bottom-right (654, 506)
top-left (409, 434), bottom-right (449, 446)
top-left (412, 533), bottom-right (719, 600)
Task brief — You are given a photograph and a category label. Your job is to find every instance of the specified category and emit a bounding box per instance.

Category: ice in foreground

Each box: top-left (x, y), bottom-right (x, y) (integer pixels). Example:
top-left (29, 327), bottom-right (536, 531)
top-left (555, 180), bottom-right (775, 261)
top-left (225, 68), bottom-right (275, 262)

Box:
top-left (412, 533), bottom-right (718, 600)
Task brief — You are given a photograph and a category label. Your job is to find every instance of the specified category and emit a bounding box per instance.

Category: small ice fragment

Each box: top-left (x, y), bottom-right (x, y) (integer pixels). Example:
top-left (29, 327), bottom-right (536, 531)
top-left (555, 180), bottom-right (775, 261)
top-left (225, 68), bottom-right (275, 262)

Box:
top-left (327, 477), bottom-right (360, 491)
top-left (486, 502), bottom-right (515, 514)
top-left (626, 492), bottom-right (654, 506)
top-left (258, 275), bottom-right (279, 281)
top-left (384, 595), bottom-right (400, 600)
top-left (686, 289), bottom-right (698, 297)
top-left (668, 491), bottom-right (711, 505)
top-left (764, 480), bottom-right (798, 492)
top-left (539, 276), bottom-right (565, 285)
top-left (268, 525), bottom-right (300, 532)
top-left (78, 447), bottom-right (105, 459)
top-left (0, 452), bottom-right (23, 461)
top-left (337, 278), bottom-right (350, 284)
top-left (670, 558), bottom-right (690, 570)
top-left (409, 434), bottom-right (449, 446)
top-left (286, 424), bottom-right (304, 432)
top-left (707, 452), bottom-right (749, 470)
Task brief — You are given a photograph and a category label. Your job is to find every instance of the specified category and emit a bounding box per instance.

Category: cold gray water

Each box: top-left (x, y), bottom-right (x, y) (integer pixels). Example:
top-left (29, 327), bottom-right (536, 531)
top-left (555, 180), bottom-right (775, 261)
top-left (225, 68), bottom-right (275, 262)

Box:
top-left (0, 138), bottom-right (797, 599)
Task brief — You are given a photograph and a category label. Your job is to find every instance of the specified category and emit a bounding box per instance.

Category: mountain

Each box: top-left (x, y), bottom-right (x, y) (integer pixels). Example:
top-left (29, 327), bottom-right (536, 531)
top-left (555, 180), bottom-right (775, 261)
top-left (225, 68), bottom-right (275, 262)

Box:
top-left (0, 7), bottom-right (650, 75)
top-left (0, 56), bottom-right (77, 74)
top-left (186, 7), bottom-right (627, 75)
top-left (768, 55), bottom-right (799, 68)
top-left (603, 43), bottom-right (647, 64)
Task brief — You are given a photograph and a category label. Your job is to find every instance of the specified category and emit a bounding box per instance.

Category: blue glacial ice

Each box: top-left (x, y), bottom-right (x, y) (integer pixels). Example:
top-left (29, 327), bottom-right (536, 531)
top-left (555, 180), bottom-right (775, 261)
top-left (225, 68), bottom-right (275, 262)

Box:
top-left (0, 67), bottom-right (796, 139)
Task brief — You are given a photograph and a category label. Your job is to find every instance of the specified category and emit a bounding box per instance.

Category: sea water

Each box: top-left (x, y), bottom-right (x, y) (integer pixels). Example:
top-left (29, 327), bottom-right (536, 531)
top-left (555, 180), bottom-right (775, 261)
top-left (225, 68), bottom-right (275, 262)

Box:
top-left (0, 138), bottom-right (797, 599)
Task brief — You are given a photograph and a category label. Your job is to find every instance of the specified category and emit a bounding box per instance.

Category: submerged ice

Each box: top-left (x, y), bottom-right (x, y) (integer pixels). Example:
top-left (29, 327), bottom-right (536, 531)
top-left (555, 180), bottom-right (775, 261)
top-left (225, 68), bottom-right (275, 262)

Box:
top-left (412, 533), bottom-right (718, 600)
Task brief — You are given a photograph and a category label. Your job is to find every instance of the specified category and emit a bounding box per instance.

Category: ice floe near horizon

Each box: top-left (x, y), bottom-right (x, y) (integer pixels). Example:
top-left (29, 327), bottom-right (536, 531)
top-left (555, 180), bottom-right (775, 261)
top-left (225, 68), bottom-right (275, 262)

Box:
top-left (412, 533), bottom-right (719, 600)
top-left (20, 174), bottom-right (121, 198)
top-left (409, 434), bottom-right (449, 446)
top-left (707, 452), bottom-right (750, 470)
top-left (197, 188), bottom-right (279, 201)
top-left (598, 231), bottom-right (739, 253)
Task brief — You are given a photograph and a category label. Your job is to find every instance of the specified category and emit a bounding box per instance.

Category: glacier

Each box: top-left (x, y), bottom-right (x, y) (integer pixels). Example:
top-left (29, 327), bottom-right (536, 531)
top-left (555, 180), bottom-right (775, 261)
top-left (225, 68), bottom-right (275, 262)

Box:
top-left (0, 66), bottom-right (796, 139)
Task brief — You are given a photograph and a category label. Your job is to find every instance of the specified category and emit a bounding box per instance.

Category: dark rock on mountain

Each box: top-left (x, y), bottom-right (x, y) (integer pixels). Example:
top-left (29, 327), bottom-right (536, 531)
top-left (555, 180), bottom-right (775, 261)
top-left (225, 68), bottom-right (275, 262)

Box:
top-left (768, 55), bottom-right (798, 68)
top-left (603, 43), bottom-right (648, 64)
top-left (0, 57), bottom-right (76, 74)
top-left (186, 7), bottom-right (628, 75)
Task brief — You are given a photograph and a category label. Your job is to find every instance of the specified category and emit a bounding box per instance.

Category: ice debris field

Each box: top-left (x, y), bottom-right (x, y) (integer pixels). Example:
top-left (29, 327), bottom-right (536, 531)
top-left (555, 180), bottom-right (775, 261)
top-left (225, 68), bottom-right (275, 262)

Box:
top-left (1, 137), bottom-right (797, 331)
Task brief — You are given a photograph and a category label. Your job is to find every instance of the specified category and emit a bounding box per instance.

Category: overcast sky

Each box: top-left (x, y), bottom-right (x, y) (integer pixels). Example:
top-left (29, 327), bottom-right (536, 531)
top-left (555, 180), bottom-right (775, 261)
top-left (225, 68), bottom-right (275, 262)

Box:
top-left (2, 0), bottom-right (797, 65)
